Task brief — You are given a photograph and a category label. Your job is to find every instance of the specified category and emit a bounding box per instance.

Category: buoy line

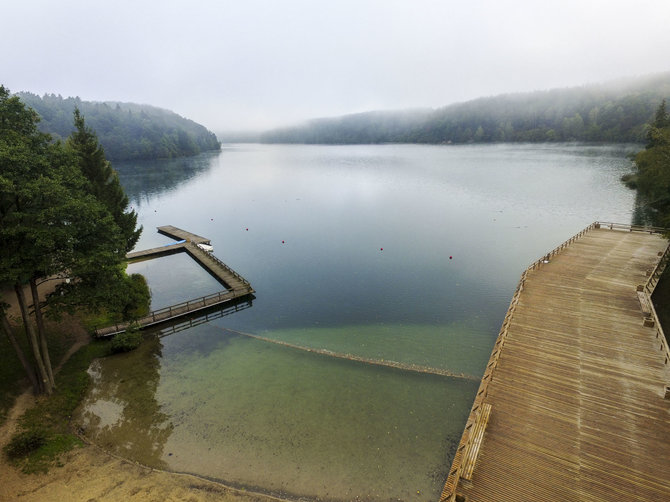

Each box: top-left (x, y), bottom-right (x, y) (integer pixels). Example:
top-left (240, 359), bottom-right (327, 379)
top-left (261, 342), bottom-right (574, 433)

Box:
top-left (215, 326), bottom-right (479, 381)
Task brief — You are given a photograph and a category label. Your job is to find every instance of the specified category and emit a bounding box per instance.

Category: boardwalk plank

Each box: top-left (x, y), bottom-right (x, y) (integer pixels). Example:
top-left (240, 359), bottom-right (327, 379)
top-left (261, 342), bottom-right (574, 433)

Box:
top-left (442, 227), bottom-right (670, 502)
top-left (95, 228), bottom-right (253, 337)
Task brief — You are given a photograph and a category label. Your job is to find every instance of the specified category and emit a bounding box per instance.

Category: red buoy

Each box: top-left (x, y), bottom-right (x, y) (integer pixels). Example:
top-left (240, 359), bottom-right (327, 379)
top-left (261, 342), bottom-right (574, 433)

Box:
top-left (449, 256), bottom-right (453, 259)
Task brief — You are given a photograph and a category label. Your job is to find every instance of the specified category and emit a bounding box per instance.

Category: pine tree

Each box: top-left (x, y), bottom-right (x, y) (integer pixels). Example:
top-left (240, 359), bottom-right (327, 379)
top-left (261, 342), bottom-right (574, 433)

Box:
top-left (634, 100), bottom-right (670, 226)
top-left (653, 99), bottom-right (669, 128)
top-left (1, 86), bottom-right (132, 394)
top-left (67, 108), bottom-right (141, 253)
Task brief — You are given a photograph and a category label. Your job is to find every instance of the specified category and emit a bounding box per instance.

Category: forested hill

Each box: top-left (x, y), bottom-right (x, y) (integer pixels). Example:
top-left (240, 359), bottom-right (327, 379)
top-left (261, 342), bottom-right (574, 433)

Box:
top-left (261, 72), bottom-right (670, 145)
top-left (15, 92), bottom-right (220, 161)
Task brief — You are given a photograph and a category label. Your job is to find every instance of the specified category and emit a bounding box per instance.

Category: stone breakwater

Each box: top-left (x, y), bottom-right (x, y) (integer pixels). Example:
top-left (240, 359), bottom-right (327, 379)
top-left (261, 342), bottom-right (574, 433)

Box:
top-left (218, 327), bottom-right (479, 381)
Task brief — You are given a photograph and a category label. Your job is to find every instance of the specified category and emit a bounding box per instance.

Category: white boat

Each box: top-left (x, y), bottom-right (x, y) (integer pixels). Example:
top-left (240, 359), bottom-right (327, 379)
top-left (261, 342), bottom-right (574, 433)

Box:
top-left (197, 243), bottom-right (214, 253)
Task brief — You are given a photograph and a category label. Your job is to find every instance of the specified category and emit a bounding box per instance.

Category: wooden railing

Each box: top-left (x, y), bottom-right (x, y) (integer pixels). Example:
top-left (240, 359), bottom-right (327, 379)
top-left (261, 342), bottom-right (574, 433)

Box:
top-left (185, 242), bottom-right (253, 288)
top-left (641, 242), bottom-right (670, 367)
top-left (594, 221), bottom-right (668, 234)
top-left (157, 299), bottom-right (254, 338)
top-left (439, 220), bottom-right (669, 502)
top-left (94, 286), bottom-right (251, 337)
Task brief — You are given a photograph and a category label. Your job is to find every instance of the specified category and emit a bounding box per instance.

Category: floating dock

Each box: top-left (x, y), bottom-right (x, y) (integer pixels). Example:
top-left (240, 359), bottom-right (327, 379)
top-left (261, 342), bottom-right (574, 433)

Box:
top-left (94, 226), bottom-right (253, 337)
top-left (441, 222), bottom-right (670, 502)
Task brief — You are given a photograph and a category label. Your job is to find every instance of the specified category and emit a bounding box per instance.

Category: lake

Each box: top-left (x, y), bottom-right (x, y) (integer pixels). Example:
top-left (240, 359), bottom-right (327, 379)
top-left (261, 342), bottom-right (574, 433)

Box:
top-left (75, 143), bottom-right (640, 501)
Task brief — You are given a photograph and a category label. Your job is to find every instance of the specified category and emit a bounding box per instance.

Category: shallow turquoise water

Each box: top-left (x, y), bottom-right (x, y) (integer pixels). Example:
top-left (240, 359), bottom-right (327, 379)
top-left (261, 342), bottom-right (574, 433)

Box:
top-left (76, 143), bottom-right (640, 500)
top-left (79, 325), bottom-right (476, 500)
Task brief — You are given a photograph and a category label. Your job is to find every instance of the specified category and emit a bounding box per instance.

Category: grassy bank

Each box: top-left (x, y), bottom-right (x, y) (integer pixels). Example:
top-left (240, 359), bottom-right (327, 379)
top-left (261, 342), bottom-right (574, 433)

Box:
top-left (0, 320), bottom-right (77, 426)
top-left (3, 338), bottom-right (113, 473)
top-left (1, 273), bottom-right (149, 473)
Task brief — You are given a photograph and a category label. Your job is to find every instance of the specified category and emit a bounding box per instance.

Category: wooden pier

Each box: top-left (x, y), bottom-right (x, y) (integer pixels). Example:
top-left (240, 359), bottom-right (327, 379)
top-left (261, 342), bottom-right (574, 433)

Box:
top-left (95, 226), bottom-right (253, 337)
top-left (125, 241), bottom-right (186, 261)
top-left (157, 225), bottom-right (210, 245)
top-left (441, 222), bottom-right (670, 502)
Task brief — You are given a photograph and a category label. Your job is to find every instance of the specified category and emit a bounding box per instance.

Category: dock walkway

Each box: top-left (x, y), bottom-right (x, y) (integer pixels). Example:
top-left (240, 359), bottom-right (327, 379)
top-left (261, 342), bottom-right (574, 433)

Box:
top-left (157, 225), bottom-right (210, 245)
top-left (125, 241), bottom-right (186, 261)
top-left (95, 226), bottom-right (253, 337)
top-left (442, 223), bottom-right (670, 502)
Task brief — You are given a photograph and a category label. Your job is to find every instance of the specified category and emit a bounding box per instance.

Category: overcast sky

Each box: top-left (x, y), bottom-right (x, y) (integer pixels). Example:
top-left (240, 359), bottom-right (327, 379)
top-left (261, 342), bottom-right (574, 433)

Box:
top-left (2, 0), bottom-right (669, 132)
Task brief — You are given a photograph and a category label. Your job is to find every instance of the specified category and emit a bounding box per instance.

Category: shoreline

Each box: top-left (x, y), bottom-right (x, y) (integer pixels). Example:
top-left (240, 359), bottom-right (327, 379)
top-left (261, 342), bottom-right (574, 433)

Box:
top-left (0, 350), bottom-right (282, 502)
top-left (0, 282), bottom-right (279, 502)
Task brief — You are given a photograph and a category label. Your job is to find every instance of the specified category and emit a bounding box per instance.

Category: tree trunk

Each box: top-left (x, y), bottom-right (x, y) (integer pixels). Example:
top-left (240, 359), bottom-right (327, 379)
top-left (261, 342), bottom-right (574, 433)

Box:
top-left (30, 277), bottom-right (55, 388)
top-left (14, 283), bottom-right (51, 395)
top-left (0, 311), bottom-right (40, 394)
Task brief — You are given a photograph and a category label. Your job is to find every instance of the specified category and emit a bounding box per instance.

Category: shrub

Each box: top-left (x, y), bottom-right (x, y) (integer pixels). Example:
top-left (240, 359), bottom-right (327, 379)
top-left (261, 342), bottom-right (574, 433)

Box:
top-left (110, 324), bottom-right (143, 353)
top-left (122, 273), bottom-right (151, 320)
top-left (3, 429), bottom-right (47, 459)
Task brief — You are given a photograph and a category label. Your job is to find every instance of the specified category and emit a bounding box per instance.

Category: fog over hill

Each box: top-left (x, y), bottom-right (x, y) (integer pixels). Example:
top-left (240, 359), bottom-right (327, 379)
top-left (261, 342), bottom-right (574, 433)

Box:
top-left (15, 92), bottom-right (221, 161)
top-left (255, 73), bottom-right (670, 145)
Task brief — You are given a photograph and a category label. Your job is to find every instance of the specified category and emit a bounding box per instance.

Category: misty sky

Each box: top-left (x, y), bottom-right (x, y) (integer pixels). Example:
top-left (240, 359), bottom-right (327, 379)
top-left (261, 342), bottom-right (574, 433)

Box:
top-left (2, 0), bottom-right (669, 132)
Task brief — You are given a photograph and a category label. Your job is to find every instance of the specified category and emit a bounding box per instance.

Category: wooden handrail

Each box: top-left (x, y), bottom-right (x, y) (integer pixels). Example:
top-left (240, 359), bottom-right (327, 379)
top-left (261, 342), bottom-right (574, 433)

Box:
top-left (640, 241), bottom-right (670, 367)
top-left (439, 220), bottom-right (668, 502)
top-left (594, 221), bottom-right (668, 234)
top-left (185, 242), bottom-right (252, 287)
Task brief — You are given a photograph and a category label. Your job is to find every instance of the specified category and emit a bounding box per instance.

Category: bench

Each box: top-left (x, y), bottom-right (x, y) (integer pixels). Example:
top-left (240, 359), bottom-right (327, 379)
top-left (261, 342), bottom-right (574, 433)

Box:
top-left (461, 403), bottom-right (492, 480)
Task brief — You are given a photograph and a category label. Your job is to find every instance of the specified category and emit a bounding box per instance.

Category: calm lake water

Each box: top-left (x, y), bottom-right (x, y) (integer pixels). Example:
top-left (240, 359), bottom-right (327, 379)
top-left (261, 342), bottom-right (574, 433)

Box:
top-left (75, 143), bottom-right (640, 501)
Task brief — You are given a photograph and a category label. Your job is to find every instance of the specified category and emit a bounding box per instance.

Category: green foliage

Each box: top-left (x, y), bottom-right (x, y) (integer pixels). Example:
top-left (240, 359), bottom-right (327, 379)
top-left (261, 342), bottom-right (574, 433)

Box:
top-left (261, 72), bottom-right (670, 145)
top-left (5, 339), bottom-right (112, 472)
top-left (66, 109), bottom-right (142, 252)
top-left (122, 273), bottom-right (150, 320)
top-left (3, 428), bottom-right (47, 458)
top-left (14, 92), bottom-right (220, 161)
top-left (14, 434), bottom-right (82, 474)
top-left (628, 101), bottom-right (670, 226)
top-left (620, 173), bottom-right (638, 189)
top-left (0, 317), bottom-right (76, 425)
top-left (110, 324), bottom-right (143, 353)
top-left (1, 86), bottom-right (145, 397)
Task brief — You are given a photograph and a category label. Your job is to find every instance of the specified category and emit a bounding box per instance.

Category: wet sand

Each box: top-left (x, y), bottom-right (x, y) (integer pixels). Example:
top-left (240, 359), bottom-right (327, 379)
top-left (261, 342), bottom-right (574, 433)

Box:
top-left (0, 285), bottom-right (277, 502)
top-left (0, 438), bottom-right (277, 502)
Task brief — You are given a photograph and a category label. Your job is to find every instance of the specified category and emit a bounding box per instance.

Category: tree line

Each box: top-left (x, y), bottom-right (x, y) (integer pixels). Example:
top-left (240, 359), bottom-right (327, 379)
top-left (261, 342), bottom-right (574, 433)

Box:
top-left (15, 92), bottom-right (220, 161)
top-left (625, 100), bottom-right (670, 227)
top-left (0, 86), bottom-right (147, 396)
top-left (261, 72), bottom-right (670, 145)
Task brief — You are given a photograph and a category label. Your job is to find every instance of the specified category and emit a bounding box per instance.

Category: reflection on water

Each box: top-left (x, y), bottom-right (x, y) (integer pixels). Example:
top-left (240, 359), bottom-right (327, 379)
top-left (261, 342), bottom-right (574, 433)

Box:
top-left (114, 152), bottom-right (218, 207)
top-left (126, 252), bottom-right (224, 310)
top-left (77, 143), bottom-right (641, 500)
top-left (77, 336), bottom-right (173, 469)
top-left (157, 299), bottom-right (254, 338)
top-left (78, 324), bottom-right (477, 501)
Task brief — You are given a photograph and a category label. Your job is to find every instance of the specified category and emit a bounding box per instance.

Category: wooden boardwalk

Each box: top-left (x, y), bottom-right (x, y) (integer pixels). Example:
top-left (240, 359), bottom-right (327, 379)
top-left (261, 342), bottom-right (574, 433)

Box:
top-left (125, 241), bottom-right (186, 261)
top-left (95, 226), bottom-right (253, 337)
top-left (157, 225), bottom-right (210, 245)
top-left (441, 223), bottom-right (670, 502)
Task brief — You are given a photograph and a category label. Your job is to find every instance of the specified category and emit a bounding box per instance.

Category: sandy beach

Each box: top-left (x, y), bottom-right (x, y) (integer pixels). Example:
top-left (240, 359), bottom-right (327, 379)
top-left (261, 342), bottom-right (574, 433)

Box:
top-left (0, 284), bottom-right (277, 502)
top-left (0, 368), bottom-right (278, 502)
